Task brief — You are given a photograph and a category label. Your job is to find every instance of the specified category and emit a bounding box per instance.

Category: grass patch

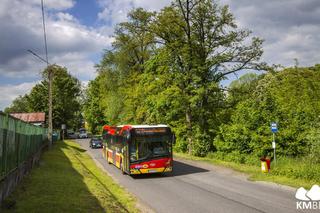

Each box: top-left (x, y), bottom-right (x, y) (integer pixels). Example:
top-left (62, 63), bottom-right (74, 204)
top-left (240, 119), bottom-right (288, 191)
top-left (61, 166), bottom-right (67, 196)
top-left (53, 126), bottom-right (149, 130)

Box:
top-left (174, 152), bottom-right (319, 189)
top-left (2, 140), bottom-right (139, 213)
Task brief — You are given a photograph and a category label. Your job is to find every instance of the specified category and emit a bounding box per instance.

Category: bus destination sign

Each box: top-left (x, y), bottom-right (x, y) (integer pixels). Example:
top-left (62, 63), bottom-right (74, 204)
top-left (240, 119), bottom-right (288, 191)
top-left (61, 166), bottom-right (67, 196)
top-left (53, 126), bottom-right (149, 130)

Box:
top-left (134, 128), bottom-right (167, 135)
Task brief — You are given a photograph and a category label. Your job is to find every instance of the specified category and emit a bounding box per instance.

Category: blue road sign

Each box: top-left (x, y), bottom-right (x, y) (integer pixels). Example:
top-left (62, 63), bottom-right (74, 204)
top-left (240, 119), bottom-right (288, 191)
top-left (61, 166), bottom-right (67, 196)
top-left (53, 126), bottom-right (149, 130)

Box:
top-left (271, 122), bottom-right (278, 133)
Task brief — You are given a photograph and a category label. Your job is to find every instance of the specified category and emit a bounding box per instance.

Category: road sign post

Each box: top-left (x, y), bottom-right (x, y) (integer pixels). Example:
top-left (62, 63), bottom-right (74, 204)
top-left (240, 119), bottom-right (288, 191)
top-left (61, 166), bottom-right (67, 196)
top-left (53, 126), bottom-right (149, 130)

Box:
top-left (271, 122), bottom-right (278, 164)
top-left (61, 124), bottom-right (66, 141)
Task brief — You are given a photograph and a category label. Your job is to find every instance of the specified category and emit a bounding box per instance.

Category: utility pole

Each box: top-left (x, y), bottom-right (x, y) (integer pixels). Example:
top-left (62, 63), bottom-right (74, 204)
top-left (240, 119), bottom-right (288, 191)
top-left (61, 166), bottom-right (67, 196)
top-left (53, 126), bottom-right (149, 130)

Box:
top-left (48, 66), bottom-right (53, 148)
top-left (27, 50), bottom-right (55, 148)
top-left (41, 0), bottom-right (53, 148)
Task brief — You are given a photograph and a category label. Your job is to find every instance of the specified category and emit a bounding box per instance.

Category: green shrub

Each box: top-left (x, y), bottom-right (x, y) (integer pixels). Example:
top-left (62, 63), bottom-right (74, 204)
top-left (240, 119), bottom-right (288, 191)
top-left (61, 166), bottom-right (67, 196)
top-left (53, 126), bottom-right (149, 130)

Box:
top-left (174, 139), bottom-right (188, 153)
top-left (191, 129), bottom-right (212, 157)
top-left (206, 151), bottom-right (249, 164)
top-left (271, 157), bottom-right (320, 182)
top-left (305, 128), bottom-right (320, 163)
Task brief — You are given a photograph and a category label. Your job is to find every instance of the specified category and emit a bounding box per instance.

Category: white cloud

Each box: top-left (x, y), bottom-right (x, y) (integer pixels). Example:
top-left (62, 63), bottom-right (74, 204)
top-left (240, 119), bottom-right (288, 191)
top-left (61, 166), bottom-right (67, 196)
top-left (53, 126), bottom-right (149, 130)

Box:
top-left (97, 0), bottom-right (320, 67)
top-left (45, 0), bottom-right (75, 10)
top-left (51, 52), bottom-right (98, 80)
top-left (27, 0), bottom-right (76, 10)
top-left (98, 0), bottom-right (135, 24)
top-left (0, 82), bottom-right (37, 110)
top-left (56, 12), bottom-right (78, 22)
top-left (132, 0), bottom-right (171, 10)
top-left (0, 0), bottom-right (112, 80)
top-left (0, 0), bottom-right (114, 108)
top-left (220, 0), bottom-right (320, 67)
top-left (1, 0), bottom-right (320, 109)
top-left (263, 24), bottom-right (320, 66)
top-left (97, 0), bottom-right (171, 26)
top-left (0, 55), bottom-right (45, 79)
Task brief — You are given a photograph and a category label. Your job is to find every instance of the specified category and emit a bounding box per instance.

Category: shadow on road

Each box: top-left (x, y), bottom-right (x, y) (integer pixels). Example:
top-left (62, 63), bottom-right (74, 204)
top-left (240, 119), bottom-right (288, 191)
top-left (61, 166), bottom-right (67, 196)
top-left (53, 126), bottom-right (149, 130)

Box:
top-left (172, 160), bottom-right (209, 176)
top-left (131, 160), bottom-right (209, 179)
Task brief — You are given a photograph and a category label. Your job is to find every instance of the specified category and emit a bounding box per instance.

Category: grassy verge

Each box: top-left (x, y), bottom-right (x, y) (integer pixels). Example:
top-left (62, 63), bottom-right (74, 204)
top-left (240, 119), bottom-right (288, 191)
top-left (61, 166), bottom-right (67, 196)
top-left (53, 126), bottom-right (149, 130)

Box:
top-left (2, 140), bottom-right (139, 213)
top-left (174, 152), bottom-right (319, 189)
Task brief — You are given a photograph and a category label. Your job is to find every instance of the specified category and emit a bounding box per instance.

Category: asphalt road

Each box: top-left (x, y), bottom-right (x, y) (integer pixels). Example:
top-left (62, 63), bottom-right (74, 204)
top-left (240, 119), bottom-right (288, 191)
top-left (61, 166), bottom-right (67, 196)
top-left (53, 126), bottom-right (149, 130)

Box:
top-left (76, 139), bottom-right (300, 213)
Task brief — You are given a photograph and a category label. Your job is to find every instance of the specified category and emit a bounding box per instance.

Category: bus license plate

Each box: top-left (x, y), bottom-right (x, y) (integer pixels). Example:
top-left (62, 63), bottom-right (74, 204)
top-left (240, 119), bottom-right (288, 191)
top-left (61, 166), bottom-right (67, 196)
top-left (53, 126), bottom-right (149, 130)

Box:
top-left (148, 169), bottom-right (158, 173)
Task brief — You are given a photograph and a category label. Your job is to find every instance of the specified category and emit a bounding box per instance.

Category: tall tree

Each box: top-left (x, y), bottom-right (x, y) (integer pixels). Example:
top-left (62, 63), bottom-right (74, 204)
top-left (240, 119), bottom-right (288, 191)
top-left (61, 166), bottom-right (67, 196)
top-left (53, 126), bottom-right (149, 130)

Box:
top-left (83, 74), bottom-right (107, 134)
top-left (146, 0), bottom-right (265, 155)
top-left (94, 8), bottom-right (156, 124)
top-left (4, 95), bottom-right (31, 113)
top-left (87, 1), bottom-right (265, 156)
top-left (7, 65), bottom-right (82, 130)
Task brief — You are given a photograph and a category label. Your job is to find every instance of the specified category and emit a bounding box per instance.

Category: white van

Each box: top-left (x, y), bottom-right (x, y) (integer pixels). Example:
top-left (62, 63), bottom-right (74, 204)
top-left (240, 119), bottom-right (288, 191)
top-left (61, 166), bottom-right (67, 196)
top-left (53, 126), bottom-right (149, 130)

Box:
top-left (79, 128), bottom-right (88, 139)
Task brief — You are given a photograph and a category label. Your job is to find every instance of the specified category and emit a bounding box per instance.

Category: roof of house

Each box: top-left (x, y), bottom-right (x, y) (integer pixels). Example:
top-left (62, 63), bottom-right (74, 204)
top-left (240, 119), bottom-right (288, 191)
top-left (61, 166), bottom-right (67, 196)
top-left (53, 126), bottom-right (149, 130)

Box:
top-left (10, 112), bottom-right (46, 123)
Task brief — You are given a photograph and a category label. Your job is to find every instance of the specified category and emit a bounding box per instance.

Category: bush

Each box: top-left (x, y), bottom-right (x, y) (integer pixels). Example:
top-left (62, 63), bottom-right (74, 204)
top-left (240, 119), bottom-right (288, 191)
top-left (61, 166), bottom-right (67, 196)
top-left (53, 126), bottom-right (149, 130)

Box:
top-left (192, 130), bottom-right (212, 157)
top-left (271, 157), bottom-right (320, 182)
top-left (305, 128), bottom-right (320, 163)
top-left (206, 151), bottom-right (245, 164)
top-left (213, 124), bottom-right (251, 154)
top-left (206, 150), bottom-right (265, 166)
top-left (174, 139), bottom-right (188, 153)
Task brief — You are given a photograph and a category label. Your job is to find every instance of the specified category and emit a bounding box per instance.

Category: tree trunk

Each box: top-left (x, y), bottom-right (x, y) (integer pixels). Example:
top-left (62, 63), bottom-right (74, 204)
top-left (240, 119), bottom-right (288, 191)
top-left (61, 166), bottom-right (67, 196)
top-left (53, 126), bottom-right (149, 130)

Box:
top-left (186, 109), bottom-right (193, 155)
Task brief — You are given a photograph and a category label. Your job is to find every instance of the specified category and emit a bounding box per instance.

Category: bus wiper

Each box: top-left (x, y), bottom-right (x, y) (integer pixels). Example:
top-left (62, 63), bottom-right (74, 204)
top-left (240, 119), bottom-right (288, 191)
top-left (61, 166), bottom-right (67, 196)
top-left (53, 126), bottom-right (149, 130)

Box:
top-left (152, 153), bottom-right (169, 158)
top-left (144, 153), bottom-right (169, 161)
top-left (131, 153), bottom-right (170, 163)
top-left (132, 152), bottom-right (153, 163)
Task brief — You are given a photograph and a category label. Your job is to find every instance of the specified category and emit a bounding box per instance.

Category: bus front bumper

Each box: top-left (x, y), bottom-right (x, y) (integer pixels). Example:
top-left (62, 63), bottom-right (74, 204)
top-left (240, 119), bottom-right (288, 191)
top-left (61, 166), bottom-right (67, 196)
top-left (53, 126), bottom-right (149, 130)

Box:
top-left (130, 167), bottom-right (172, 175)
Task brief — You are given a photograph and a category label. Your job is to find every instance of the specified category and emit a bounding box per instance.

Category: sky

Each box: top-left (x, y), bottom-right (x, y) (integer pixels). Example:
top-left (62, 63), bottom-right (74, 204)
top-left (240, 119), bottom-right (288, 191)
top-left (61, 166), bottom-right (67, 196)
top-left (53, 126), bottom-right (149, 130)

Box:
top-left (0, 0), bottom-right (320, 110)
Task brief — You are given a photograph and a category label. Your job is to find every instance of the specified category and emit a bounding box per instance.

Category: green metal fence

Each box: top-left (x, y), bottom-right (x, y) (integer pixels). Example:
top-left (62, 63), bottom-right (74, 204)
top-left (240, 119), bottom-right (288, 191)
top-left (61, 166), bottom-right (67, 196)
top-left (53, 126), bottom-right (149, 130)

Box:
top-left (0, 112), bottom-right (48, 180)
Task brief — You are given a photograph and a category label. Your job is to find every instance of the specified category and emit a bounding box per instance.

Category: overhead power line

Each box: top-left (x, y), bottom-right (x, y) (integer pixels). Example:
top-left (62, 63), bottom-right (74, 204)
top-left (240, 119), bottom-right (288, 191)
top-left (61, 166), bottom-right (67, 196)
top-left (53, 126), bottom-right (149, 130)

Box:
top-left (41, 0), bottom-right (49, 66)
top-left (27, 49), bottom-right (49, 64)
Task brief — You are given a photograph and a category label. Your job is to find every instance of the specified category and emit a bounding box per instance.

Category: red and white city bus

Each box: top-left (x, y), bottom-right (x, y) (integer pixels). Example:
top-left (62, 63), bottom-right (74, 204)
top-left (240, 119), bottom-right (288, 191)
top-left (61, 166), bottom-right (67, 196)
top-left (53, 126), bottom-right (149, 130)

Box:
top-left (102, 125), bottom-right (174, 175)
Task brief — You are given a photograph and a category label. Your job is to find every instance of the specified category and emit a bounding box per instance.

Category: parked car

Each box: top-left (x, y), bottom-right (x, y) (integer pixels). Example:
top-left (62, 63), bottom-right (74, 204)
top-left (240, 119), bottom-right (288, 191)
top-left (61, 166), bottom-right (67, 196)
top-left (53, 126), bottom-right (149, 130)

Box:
top-left (79, 128), bottom-right (88, 139)
top-left (89, 137), bottom-right (103, 149)
top-left (67, 130), bottom-right (77, 139)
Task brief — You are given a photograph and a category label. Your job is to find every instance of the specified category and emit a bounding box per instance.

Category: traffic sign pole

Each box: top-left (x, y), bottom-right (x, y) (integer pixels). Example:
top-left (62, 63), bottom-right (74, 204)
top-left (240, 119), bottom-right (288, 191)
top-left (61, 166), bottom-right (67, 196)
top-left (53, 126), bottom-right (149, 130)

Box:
top-left (273, 133), bottom-right (276, 164)
top-left (62, 124), bottom-right (66, 141)
top-left (271, 122), bottom-right (278, 165)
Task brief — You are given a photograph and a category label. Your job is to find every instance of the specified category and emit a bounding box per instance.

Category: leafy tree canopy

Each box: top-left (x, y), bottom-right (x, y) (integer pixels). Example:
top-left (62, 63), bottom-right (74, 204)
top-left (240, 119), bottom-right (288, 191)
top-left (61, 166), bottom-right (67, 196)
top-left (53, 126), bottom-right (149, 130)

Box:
top-left (5, 65), bottom-right (82, 130)
top-left (85, 0), bottom-right (265, 156)
top-left (215, 65), bottom-right (320, 157)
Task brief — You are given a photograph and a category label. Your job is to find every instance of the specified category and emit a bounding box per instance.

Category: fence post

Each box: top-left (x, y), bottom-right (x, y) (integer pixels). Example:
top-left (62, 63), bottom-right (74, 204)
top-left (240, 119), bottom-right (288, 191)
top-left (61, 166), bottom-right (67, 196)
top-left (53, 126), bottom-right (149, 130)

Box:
top-left (3, 114), bottom-right (8, 176)
top-left (16, 121), bottom-right (21, 167)
top-left (0, 114), bottom-right (5, 178)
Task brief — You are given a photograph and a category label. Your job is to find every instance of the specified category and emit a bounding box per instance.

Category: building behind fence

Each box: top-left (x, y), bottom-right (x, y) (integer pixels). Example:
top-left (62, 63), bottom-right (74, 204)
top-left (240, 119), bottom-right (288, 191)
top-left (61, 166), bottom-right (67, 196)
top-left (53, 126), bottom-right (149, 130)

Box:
top-left (0, 112), bottom-right (48, 202)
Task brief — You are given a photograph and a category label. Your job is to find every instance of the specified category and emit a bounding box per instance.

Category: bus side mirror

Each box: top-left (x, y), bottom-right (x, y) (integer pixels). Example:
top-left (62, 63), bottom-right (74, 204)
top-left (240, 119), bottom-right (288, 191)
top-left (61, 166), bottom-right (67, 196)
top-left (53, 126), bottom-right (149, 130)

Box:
top-left (172, 134), bottom-right (176, 144)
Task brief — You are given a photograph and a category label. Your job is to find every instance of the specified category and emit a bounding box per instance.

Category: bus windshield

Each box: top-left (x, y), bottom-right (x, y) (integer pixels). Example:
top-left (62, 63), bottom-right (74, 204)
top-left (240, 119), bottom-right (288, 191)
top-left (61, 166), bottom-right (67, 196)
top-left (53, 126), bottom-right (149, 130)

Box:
top-left (130, 135), bottom-right (172, 163)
